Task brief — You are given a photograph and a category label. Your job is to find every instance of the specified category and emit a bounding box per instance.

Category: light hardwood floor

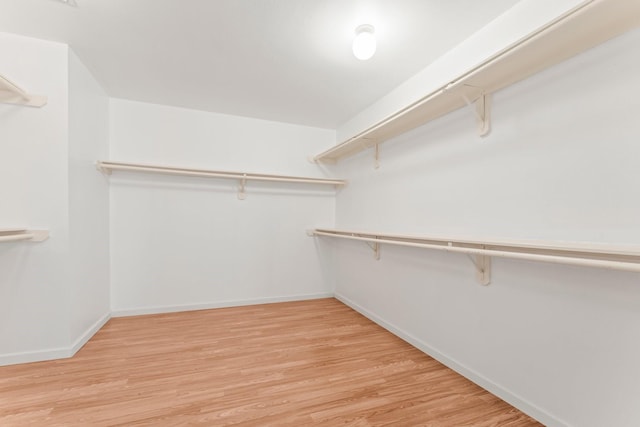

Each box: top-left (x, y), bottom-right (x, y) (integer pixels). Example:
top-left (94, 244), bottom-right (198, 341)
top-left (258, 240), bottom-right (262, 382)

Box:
top-left (0, 298), bottom-right (542, 426)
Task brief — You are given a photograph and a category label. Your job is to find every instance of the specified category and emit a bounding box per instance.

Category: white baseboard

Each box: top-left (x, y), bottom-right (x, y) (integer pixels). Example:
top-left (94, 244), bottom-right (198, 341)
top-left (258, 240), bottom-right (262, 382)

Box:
top-left (111, 292), bottom-right (334, 318)
top-left (334, 292), bottom-right (569, 427)
top-left (0, 347), bottom-right (71, 367)
top-left (70, 312), bottom-right (112, 355)
top-left (0, 311), bottom-right (111, 367)
top-left (1, 295), bottom-right (333, 366)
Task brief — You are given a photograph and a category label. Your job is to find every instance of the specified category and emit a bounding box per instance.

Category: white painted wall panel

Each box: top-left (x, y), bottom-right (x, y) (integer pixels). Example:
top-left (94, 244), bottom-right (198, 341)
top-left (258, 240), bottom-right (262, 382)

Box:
top-left (109, 100), bottom-right (337, 314)
top-left (0, 32), bottom-right (71, 362)
top-left (0, 34), bottom-right (111, 365)
top-left (68, 49), bottom-right (111, 344)
top-left (330, 28), bottom-right (640, 427)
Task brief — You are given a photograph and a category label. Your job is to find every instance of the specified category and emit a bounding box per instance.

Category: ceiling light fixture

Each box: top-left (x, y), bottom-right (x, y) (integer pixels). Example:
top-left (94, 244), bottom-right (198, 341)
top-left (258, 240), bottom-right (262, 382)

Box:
top-left (352, 24), bottom-right (376, 61)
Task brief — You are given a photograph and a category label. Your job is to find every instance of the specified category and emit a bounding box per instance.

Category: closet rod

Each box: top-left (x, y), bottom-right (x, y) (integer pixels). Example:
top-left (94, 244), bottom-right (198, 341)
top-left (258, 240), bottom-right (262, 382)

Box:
top-left (312, 229), bottom-right (640, 273)
top-left (0, 233), bottom-right (35, 243)
top-left (97, 161), bottom-right (346, 186)
top-left (0, 229), bottom-right (49, 243)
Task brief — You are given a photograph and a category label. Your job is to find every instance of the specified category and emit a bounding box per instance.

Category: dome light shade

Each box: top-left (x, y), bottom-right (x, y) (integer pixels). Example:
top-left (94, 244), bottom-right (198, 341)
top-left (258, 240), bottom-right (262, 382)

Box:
top-left (352, 24), bottom-right (376, 60)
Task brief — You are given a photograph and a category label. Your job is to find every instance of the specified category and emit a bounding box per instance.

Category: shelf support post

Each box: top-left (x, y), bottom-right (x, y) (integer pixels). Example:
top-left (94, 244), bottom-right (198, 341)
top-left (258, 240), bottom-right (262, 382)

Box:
top-left (467, 250), bottom-right (491, 285)
top-left (460, 92), bottom-right (491, 137)
top-left (475, 93), bottom-right (491, 137)
top-left (238, 174), bottom-right (247, 200)
top-left (475, 253), bottom-right (491, 285)
top-left (366, 240), bottom-right (381, 260)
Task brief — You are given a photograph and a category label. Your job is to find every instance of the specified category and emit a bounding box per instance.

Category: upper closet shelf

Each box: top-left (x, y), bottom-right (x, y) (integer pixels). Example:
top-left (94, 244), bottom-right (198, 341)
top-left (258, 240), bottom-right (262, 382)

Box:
top-left (0, 228), bottom-right (49, 243)
top-left (0, 74), bottom-right (47, 107)
top-left (97, 161), bottom-right (346, 200)
top-left (313, 0), bottom-right (640, 164)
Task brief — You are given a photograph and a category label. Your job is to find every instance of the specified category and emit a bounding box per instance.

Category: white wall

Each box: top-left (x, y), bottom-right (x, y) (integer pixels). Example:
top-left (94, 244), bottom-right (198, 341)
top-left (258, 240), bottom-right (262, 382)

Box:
top-left (2, 13), bottom-right (638, 426)
top-left (329, 28), bottom-right (640, 427)
top-left (0, 32), bottom-right (71, 364)
top-left (109, 99), bottom-right (337, 315)
top-left (67, 50), bottom-right (111, 347)
top-left (0, 33), bottom-right (110, 365)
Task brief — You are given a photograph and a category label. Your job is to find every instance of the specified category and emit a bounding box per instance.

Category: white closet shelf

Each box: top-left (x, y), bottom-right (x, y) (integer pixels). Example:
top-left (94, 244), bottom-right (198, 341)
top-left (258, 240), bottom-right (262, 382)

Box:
top-left (97, 161), bottom-right (346, 200)
top-left (311, 228), bottom-right (640, 285)
top-left (0, 74), bottom-right (47, 107)
top-left (0, 228), bottom-right (49, 243)
top-left (313, 0), bottom-right (640, 163)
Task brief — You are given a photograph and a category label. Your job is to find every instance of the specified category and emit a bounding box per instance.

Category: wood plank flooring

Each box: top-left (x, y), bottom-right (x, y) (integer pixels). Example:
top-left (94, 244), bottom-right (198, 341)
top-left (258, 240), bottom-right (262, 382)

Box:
top-left (0, 298), bottom-right (542, 426)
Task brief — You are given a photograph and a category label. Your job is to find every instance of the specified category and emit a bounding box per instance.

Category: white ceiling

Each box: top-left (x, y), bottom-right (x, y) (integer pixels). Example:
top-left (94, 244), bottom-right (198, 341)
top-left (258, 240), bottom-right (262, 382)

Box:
top-left (0, 0), bottom-right (520, 128)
